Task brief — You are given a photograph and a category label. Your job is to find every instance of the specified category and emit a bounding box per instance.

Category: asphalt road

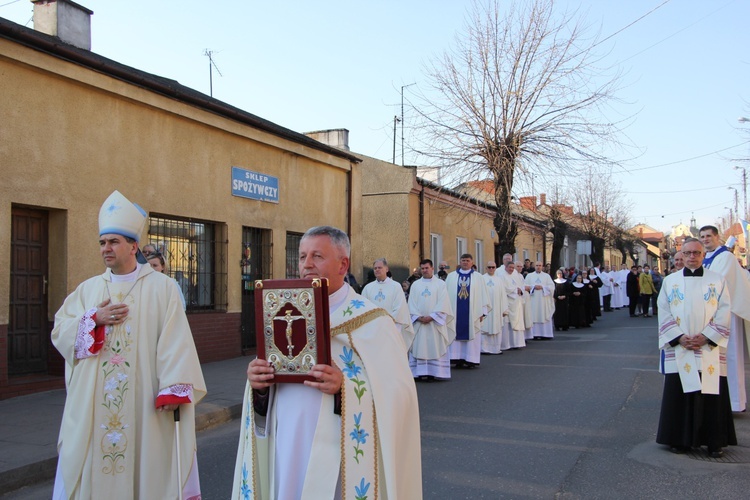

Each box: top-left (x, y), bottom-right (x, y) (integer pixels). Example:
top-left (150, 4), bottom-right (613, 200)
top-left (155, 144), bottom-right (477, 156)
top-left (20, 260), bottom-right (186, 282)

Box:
top-left (6, 310), bottom-right (750, 499)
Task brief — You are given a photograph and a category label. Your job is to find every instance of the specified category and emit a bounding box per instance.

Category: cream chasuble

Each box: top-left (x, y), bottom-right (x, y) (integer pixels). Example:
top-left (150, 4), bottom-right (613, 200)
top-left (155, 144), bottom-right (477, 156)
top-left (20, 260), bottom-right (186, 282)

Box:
top-left (232, 284), bottom-right (422, 500)
top-left (657, 269), bottom-right (730, 394)
top-left (524, 272), bottom-right (555, 323)
top-left (51, 265), bottom-right (206, 499)
top-left (408, 277), bottom-right (455, 359)
top-left (481, 273), bottom-right (508, 335)
top-left (362, 277), bottom-right (415, 349)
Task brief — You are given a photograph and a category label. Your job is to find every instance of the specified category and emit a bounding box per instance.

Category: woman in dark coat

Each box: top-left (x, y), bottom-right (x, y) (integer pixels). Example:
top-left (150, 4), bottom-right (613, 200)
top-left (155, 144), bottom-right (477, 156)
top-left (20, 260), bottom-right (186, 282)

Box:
top-left (553, 269), bottom-right (571, 331)
top-left (568, 274), bottom-right (589, 328)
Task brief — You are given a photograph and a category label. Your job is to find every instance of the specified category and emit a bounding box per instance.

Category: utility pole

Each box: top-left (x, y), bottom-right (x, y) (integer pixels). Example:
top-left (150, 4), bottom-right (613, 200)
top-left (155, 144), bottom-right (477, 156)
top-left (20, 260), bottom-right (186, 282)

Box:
top-left (401, 83), bottom-right (415, 166)
top-left (735, 166), bottom-right (748, 220)
top-left (392, 115), bottom-right (400, 164)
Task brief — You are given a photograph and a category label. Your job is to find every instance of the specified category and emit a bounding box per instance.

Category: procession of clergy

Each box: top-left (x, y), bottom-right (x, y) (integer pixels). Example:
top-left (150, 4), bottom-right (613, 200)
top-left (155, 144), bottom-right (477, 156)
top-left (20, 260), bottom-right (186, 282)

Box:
top-left (362, 253), bottom-right (628, 382)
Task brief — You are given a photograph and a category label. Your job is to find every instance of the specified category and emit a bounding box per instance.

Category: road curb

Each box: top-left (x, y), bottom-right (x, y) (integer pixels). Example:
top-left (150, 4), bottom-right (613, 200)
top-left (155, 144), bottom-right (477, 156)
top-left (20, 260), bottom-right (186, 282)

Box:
top-left (0, 404), bottom-right (242, 496)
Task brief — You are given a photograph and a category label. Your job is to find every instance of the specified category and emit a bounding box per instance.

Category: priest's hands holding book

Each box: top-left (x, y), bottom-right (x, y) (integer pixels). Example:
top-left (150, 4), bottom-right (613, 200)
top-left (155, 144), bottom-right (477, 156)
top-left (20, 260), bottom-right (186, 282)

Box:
top-left (248, 358), bottom-right (343, 395)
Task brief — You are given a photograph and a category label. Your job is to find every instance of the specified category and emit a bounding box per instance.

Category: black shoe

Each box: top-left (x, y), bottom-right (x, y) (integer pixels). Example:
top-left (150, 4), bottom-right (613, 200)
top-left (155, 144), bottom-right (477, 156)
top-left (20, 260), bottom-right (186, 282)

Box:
top-left (630, 314), bottom-right (636, 317)
top-left (669, 446), bottom-right (688, 454)
top-left (708, 447), bottom-right (724, 458)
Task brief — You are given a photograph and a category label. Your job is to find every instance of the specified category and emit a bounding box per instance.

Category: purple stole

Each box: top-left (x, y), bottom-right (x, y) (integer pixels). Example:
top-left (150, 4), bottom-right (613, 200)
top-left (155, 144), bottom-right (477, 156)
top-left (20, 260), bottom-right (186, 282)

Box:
top-left (455, 270), bottom-right (473, 340)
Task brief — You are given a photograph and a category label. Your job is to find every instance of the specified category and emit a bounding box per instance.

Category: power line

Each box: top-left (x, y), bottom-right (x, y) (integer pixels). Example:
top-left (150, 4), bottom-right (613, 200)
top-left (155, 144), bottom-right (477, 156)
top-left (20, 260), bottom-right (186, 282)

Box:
top-left (627, 183), bottom-right (741, 195)
top-left (618, 142), bottom-right (749, 173)
top-left (619, 0), bottom-right (736, 64)
top-left (577, 0), bottom-right (672, 58)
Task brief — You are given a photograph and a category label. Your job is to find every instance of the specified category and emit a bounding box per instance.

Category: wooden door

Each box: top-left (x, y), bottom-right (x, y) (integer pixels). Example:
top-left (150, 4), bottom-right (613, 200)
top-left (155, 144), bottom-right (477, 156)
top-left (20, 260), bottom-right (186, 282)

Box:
top-left (9, 207), bottom-right (48, 374)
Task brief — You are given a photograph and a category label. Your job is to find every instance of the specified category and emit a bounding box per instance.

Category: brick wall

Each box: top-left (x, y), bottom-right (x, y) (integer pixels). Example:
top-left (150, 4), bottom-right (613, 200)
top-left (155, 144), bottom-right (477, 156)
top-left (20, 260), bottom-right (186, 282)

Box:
top-left (188, 312), bottom-right (242, 363)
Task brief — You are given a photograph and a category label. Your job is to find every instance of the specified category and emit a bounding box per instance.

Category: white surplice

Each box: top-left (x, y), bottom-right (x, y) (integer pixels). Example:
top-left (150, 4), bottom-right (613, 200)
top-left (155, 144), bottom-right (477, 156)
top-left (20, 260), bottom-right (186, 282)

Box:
top-left (362, 276), bottom-right (415, 350)
top-left (408, 277), bottom-right (455, 378)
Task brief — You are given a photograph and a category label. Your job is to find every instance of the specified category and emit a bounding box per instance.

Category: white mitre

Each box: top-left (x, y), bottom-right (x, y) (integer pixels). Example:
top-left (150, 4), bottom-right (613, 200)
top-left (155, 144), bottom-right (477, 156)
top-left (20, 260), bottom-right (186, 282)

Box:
top-left (99, 190), bottom-right (148, 241)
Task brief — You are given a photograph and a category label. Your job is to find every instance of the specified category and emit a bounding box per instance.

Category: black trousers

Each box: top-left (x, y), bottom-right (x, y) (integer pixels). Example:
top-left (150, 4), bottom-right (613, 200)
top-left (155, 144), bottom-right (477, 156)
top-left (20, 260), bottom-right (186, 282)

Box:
top-left (603, 294), bottom-right (612, 311)
top-left (628, 296), bottom-right (638, 316)
top-left (640, 294), bottom-right (652, 315)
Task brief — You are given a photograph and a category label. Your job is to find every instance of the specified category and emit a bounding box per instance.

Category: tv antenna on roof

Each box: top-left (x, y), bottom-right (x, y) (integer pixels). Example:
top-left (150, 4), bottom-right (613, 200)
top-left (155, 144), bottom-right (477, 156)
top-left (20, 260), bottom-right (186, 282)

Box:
top-left (203, 49), bottom-right (223, 97)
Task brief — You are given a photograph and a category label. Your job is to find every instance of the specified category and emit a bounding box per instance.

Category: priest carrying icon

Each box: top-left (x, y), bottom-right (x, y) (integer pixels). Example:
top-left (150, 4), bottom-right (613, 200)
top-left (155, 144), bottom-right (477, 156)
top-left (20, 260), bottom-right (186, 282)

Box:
top-left (233, 226), bottom-right (422, 499)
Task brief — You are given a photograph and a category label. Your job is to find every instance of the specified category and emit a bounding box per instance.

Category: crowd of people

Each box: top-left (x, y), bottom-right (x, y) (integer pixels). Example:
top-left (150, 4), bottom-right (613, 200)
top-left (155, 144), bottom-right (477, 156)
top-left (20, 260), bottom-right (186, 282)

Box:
top-left (390, 254), bottom-right (647, 384)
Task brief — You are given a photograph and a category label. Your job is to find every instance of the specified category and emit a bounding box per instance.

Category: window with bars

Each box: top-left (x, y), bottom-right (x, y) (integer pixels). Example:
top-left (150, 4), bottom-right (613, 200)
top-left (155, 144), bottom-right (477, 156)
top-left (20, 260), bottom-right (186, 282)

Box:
top-left (148, 215), bottom-right (228, 312)
top-left (286, 232), bottom-right (304, 278)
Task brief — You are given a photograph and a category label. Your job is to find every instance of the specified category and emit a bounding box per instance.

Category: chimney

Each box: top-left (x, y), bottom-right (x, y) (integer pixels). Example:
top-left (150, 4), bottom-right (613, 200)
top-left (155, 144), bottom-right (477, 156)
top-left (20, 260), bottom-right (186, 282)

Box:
top-left (519, 196), bottom-right (537, 212)
top-left (32, 0), bottom-right (93, 51)
top-left (540, 193), bottom-right (546, 206)
top-left (304, 129), bottom-right (350, 151)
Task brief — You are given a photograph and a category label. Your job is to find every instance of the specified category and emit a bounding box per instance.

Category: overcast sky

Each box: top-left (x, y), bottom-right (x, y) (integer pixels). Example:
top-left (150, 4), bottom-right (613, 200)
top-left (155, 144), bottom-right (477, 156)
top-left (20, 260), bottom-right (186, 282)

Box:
top-left (3, 0), bottom-right (748, 234)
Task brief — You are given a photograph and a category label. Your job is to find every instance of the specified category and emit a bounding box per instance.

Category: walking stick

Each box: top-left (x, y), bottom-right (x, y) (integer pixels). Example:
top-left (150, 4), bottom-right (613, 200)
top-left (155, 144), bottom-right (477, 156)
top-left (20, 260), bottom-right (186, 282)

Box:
top-left (174, 407), bottom-right (183, 500)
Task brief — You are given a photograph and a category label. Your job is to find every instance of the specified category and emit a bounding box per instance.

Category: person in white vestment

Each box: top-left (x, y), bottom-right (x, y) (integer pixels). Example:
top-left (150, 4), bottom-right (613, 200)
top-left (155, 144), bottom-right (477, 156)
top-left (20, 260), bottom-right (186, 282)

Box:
top-left (446, 253), bottom-right (491, 367)
top-left (612, 263), bottom-right (628, 309)
top-left (51, 191), bottom-right (206, 500)
top-left (234, 226), bottom-right (422, 499)
top-left (480, 261), bottom-right (508, 354)
top-left (524, 262), bottom-right (555, 339)
top-left (700, 225), bottom-right (750, 412)
top-left (361, 257), bottom-right (415, 350)
top-left (516, 261), bottom-right (534, 340)
top-left (656, 238), bottom-right (736, 457)
top-left (501, 260), bottom-right (527, 349)
top-left (409, 259), bottom-right (456, 380)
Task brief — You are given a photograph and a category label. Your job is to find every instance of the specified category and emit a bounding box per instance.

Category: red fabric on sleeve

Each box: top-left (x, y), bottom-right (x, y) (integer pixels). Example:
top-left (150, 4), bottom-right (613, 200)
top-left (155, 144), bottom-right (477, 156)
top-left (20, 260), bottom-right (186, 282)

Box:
top-left (155, 394), bottom-right (191, 408)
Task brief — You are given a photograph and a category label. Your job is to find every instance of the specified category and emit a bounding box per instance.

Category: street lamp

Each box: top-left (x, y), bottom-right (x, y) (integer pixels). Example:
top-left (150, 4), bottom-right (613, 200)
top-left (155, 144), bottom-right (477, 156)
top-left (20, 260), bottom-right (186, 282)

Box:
top-left (734, 165), bottom-right (748, 220)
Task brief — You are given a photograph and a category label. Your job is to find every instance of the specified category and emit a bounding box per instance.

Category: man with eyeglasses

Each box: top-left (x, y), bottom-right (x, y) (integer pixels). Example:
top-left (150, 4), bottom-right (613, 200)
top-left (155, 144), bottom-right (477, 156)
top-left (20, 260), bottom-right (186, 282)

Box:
top-left (700, 225), bottom-right (750, 412)
top-left (656, 237), bottom-right (735, 458)
top-left (481, 261), bottom-right (508, 354)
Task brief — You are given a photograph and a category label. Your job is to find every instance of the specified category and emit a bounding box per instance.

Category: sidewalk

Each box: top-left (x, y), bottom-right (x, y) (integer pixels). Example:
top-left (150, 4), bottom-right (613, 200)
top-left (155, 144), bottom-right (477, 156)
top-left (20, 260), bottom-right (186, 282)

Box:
top-left (0, 355), bottom-right (251, 496)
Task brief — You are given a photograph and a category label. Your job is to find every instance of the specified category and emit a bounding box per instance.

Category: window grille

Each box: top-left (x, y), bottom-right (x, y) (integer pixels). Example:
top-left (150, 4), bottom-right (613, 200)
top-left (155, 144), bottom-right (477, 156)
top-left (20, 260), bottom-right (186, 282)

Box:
top-left (286, 232), bottom-right (304, 278)
top-left (148, 215), bottom-right (227, 312)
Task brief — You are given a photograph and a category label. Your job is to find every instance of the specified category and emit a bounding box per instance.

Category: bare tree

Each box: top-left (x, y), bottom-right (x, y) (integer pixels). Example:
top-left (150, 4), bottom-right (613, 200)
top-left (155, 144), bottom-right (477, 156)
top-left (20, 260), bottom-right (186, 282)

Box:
top-left (411, 0), bottom-right (627, 259)
top-left (571, 167), bottom-right (633, 265)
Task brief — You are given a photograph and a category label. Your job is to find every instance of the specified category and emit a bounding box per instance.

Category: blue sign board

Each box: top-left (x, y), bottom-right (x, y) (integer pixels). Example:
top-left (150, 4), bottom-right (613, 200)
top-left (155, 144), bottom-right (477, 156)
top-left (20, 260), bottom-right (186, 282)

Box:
top-left (231, 166), bottom-right (279, 204)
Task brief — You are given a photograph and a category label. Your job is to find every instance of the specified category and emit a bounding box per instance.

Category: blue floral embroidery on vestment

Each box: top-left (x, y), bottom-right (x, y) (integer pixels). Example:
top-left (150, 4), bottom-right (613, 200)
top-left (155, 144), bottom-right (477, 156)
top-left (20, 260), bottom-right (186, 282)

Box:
top-left (374, 290), bottom-right (385, 302)
top-left (240, 463), bottom-right (252, 499)
top-left (351, 299), bottom-right (365, 309)
top-left (487, 279), bottom-right (495, 287)
top-left (340, 346), bottom-right (366, 402)
top-left (350, 411), bottom-right (369, 463)
top-left (355, 477), bottom-right (371, 500)
top-left (421, 287), bottom-right (431, 297)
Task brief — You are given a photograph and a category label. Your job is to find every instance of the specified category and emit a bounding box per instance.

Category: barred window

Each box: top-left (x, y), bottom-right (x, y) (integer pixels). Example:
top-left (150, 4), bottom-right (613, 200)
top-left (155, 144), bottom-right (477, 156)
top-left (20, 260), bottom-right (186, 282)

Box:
top-left (148, 215), bottom-right (227, 312)
top-left (286, 232), bottom-right (304, 278)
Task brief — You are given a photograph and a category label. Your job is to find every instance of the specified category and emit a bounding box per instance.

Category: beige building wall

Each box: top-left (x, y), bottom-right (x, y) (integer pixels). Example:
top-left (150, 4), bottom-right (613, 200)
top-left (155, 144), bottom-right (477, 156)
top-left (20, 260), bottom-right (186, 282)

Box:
top-left (0, 37), bottom-right (358, 321)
